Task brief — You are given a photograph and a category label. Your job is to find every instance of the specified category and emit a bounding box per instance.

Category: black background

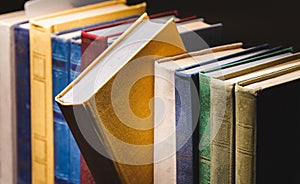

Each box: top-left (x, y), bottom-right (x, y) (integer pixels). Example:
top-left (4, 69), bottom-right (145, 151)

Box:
top-left (1, 0), bottom-right (300, 51)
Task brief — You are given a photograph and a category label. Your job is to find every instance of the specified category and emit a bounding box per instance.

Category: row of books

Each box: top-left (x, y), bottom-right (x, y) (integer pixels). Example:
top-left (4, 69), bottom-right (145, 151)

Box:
top-left (56, 10), bottom-right (300, 184)
top-left (1, 0), bottom-right (300, 184)
top-left (0, 0), bottom-right (223, 183)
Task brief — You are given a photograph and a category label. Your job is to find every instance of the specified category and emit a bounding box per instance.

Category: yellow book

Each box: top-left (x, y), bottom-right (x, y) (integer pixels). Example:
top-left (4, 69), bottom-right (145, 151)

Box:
top-left (29, 1), bottom-right (146, 183)
top-left (55, 13), bottom-right (186, 184)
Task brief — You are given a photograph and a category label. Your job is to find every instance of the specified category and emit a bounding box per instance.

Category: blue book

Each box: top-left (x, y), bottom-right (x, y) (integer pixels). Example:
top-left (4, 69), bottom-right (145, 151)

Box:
top-left (14, 21), bottom-right (31, 184)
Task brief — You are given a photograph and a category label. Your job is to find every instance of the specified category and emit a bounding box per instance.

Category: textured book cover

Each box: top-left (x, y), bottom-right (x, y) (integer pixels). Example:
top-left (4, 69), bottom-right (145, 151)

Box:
top-left (29, 2), bottom-right (146, 183)
top-left (56, 14), bottom-right (186, 184)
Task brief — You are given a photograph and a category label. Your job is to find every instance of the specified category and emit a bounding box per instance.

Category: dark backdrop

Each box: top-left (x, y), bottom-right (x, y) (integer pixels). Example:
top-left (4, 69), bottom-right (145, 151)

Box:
top-left (2, 0), bottom-right (299, 51)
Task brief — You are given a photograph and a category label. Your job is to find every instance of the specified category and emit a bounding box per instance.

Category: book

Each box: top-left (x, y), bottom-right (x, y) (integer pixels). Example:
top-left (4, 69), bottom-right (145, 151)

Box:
top-left (0, 10), bottom-right (28, 184)
top-left (80, 12), bottom-right (222, 71)
top-left (153, 42), bottom-right (245, 184)
top-left (51, 14), bottom-right (141, 184)
top-left (29, 1), bottom-right (146, 183)
top-left (55, 13), bottom-right (186, 184)
top-left (174, 46), bottom-right (293, 184)
top-left (234, 58), bottom-right (300, 184)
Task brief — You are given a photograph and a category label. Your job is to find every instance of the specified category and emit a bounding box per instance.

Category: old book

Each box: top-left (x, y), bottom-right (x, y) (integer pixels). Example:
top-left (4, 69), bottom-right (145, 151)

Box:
top-left (55, 13), bottom-right (186, 184)
top-left (80, 12), bottom-right (221, 71)
top-left (235, 58), bottom-right (300, 184)
top-left (29, 1), bottom-right (146, 183)
top-left (174, 47), bottom-right (294, 184)
top-left (0, 10), bottom-right (28, 184)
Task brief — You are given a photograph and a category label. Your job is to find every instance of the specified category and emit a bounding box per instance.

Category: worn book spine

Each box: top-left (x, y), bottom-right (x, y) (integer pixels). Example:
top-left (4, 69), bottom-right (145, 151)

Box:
top-left (174, 72), bottom-right (199, 184)
top-left (52, 35), bottom-right (81, 184)
top-left (235, 84), bottom-right (257, 184)
top-left (14, 23), bottom-right (31, 184)
top-left (209, 77), bottom-right (234, 184)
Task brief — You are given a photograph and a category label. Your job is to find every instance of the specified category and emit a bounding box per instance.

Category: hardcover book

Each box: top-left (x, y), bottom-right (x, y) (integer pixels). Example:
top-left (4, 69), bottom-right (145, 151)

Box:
top-left (28, 1), bottom-right (146, 183)
top-left (55, 13), bottom-right (186, 184)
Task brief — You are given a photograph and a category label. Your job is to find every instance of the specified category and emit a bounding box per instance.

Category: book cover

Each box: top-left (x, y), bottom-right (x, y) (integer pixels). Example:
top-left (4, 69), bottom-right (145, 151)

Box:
top-left (29, 2), bottom-right (146, 183)
top-left (55, 13), bottom-right (186, 183)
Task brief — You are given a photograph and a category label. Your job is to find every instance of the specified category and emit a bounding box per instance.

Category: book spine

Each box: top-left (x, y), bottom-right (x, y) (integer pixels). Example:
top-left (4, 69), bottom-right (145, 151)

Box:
top-left (52, 36), bottom-right (80, 184)
top-left (235, 85), bottom-right (257, 184)
top-left (174, 72), bottom-right (199, 184)
top-left (209, 78), bottom-right (234, 184)
top-left (14, 25), bottom-right (32, 184)
top-left (69, 39), bottom-right (96, 184)
top-left (198, 74), bottom-right (211, 183)
top-left (29, 24), bottom-right (54, 184)
top-left (81, 32), bottom-right (108, 71)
